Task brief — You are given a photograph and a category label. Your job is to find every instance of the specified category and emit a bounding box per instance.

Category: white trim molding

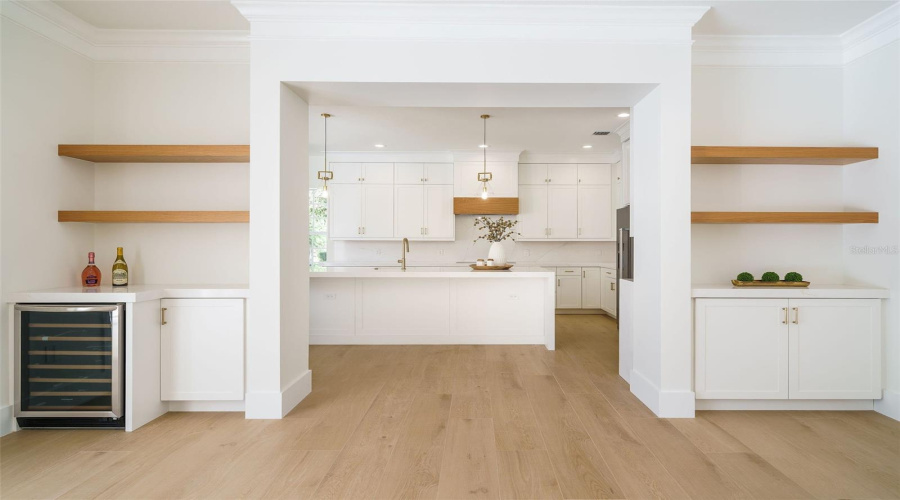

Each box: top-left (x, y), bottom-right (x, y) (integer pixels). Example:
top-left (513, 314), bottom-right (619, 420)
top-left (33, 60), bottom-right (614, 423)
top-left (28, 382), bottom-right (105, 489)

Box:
top-left (0, 404), bottom-right (16, 437)
top-left (693, 3), bottom-right (900, 68)
top-left (235, 1), bottom-right (708, 44)
top-left (876, 389), bottom-right (900, 421)
top-left (630, 369), bottom-right (696, 418)
top-left (245, 369), bottom-right (312, 419)
top-left (0, 0), bottom-right (249, 63)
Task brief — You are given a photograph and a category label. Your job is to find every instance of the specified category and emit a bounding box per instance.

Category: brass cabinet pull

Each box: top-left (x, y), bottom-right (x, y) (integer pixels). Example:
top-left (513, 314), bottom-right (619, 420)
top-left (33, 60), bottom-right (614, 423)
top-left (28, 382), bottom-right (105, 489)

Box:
top-left (161, 307), bottom-right (168, 325)
top-left (792, 307), bottom-right (799, 324)
top-left (610, 282), bottom-right (615, 291)
top-left (557, 279), bottom-right (560, 287)
top-left (781, 307), bottom-right (788, 324)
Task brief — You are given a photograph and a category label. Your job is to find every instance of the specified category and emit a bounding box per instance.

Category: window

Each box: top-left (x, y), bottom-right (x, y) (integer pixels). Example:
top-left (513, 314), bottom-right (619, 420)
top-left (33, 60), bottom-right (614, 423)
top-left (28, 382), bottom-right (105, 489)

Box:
top-left (309, 188), bottom-right (327, 270)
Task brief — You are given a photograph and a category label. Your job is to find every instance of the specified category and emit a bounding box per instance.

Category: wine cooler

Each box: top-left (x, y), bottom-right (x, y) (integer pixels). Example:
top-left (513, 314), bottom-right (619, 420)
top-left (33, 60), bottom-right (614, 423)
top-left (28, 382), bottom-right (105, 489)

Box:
top-left (14, 304), bottom-right (125, 428)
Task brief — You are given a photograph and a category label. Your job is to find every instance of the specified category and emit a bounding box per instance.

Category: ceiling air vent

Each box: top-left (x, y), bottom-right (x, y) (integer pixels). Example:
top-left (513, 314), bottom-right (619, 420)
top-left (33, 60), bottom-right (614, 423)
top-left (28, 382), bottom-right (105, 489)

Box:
top-left (593, 131), bottom-right (611, 136)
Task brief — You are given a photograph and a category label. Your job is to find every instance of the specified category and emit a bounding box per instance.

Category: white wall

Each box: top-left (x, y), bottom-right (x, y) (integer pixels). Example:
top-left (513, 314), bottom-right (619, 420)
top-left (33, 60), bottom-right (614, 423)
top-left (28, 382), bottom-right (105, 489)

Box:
top-left (91, 62), bottom-right (250, 284)
top-left (842, 41), bottom-right (900, 420)
top-left (692, 66), bottom-right (846, 284)
top-left (0, 19), bottom-right (95, 435)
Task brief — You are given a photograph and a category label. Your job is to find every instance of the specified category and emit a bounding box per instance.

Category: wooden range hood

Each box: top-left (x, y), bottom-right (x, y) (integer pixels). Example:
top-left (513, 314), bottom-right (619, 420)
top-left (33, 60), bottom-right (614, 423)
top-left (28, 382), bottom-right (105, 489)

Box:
top-left (453, 197), bottom-right (519, 215)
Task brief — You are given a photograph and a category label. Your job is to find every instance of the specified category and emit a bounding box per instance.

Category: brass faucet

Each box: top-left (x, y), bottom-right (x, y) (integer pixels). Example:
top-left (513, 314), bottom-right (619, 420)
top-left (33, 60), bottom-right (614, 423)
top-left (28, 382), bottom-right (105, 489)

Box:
top-left (397, 237), bottom-right (410, 271)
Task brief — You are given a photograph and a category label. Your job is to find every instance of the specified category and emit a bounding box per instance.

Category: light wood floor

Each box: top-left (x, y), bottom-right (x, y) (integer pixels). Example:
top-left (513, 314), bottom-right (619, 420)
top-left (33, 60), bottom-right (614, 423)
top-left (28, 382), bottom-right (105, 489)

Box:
top-left (2, 315), bottom-right (898, 499)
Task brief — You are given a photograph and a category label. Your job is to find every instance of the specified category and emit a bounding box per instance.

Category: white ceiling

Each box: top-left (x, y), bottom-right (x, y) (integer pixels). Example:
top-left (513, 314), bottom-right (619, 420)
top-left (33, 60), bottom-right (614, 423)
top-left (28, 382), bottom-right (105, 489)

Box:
top-left (306, 107), bottom-right (629, 154)
top-left (52, 0), bottom-right (249, 30)
top-left (50, 0), bottom-right (897, 36)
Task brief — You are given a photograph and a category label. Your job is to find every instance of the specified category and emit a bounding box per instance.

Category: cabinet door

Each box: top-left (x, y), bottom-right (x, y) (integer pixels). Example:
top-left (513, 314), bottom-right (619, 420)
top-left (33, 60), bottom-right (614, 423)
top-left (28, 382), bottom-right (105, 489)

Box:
top-left (600, 274), bottom-right (616, 314)
top-left (518, 185), bottom-right (548, 239)
top-left (394, 163), bottom-right (424, 184)
top-left (581, 268), bottom-right (603, 309)
top-left (614, 162), bottom-right (625, 209)
top-left (519, 164), bottom-right (548, 185)
top-left (425, 185), bottom-right (454, 239)
top-left (425, 163), bottom-right (454, 185)
top-left (556, 276), bottom-right (582, 309)
top-left (329, 183), bottom-right (362, 238)
top-left (548, 185), bottom-right (578, 239)
top-left (548, 164), bottom-right (577, 185)
top-left (789, 299), bottom-right (881, 399)
top-left (621, 140), bottom-right (631, 206)
top-left (160, 299), bottom-right (244, 401)
top-left (361, 163), bottom-right (394, 184)
top-left (578, 164), bottom-right (611, 185)
top-left (695, 298), bottom-right (790, 399)
top-left (578, 185), bottom-right (613, 239)
top-left (330, 162), bottom-right (362, 184)
top-left (395, 185), bottom-right (425, 238)
top-left (362, 184), bottom-right (394, 238)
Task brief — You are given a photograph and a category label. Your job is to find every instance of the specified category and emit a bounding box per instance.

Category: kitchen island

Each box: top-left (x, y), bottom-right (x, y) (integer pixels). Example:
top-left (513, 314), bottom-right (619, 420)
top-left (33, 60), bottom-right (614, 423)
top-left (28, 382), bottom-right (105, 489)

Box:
top-left (310, 267), bottom-right (556, 349)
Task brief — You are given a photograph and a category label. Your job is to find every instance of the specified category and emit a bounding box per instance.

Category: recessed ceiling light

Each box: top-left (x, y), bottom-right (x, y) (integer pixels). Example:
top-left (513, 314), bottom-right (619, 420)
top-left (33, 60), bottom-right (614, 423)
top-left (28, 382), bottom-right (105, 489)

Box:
top-left (374, 144), bottom-right (385, 148)
top-left (618, 112), bottom-right (630, 118)
top-left (582, 145), bottom-right (593, 149)
top-left (479, 144), bottom-right (489, 148)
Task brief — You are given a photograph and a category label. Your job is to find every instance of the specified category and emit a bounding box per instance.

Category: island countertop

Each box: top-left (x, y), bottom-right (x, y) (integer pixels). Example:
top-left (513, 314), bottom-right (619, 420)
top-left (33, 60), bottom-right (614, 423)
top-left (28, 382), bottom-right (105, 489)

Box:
top-left (311, 267), bottom-right (555, 278)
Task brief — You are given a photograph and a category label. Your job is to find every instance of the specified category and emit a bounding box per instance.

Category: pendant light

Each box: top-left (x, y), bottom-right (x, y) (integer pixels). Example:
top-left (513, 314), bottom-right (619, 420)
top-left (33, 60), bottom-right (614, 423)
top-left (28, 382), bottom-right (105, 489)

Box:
top-left (317, 113), bottom-right (334, 197)
top-left (478, 114), bottom-right (492, 199)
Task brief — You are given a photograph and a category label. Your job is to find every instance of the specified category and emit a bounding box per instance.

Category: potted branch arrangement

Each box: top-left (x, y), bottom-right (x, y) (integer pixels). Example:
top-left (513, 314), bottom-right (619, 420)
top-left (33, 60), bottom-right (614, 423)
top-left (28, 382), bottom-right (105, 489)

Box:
top-left (473, 216), bottom-right (519, 268)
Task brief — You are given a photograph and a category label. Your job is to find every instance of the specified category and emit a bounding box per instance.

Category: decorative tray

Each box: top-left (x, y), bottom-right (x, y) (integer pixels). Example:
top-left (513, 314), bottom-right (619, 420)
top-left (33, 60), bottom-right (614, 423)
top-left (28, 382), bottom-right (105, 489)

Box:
top-left (470, 264), bottom-right (514, 271)
top-left (731, 280), bottom-right (810, 288)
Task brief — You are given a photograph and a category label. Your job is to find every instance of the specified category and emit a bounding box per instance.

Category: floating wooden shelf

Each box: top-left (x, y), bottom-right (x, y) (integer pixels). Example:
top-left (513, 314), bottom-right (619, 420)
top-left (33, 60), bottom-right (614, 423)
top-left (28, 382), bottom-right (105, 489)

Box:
top-left (691, 146), bottom-right (878, 165)
top-left (692, 212), bottom-right (879, 224)
top-left (58, 211), bottom-right (249, 223)
top-left (58, 145), bottom-right (250, 163)
top-left (453, 197), bottom-right (519, 215)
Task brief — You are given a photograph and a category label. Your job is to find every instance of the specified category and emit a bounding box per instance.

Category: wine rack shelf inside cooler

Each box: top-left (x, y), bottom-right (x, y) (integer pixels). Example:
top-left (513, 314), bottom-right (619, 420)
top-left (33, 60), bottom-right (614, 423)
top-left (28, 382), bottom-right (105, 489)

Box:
top-left (16, 305), bottom-right (123, 417)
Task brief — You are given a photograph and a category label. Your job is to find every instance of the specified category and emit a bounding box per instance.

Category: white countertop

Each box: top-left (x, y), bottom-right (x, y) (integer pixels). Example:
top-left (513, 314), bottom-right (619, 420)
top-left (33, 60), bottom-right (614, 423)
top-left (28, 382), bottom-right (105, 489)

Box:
top-left (321, 261), bottom-right (616, 269)
top-left (7, 284), bottom-right (249, 303)
top-left (311, 268), bottom-right (555, 278)
top-left (518, 261), bottom-right (616, 269)
top-left (692, 284), bottom-right (890, 299)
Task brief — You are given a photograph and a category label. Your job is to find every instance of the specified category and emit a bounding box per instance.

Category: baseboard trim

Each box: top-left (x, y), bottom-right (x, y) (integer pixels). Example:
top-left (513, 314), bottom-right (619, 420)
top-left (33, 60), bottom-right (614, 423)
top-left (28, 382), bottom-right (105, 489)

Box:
top-left (0, 404), bottom-right (16, 436)
top-left (629, 370), bottom-right (695, 417)
top-left (168, 400), bottom-right (245, 412)
top-left (875, 389), bottom-right (900, 421)
top-left (245, 370), bottom-right (312, 419)
top-left (282, 370), bottom-right (312, 417)
top-left (697, 399), bottom-right (875, 411)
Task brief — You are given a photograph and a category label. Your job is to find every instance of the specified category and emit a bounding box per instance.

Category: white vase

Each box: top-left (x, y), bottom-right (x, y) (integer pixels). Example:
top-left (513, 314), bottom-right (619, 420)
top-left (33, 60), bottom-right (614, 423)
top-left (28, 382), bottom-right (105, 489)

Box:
top-left (488, 241), bottom-right (506, 265)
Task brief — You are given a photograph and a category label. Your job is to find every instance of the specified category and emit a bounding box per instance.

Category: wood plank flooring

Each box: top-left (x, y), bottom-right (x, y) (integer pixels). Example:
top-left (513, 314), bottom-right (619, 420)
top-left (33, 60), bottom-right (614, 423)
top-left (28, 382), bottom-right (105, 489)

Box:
top-left (2, 315), bottom-right (898, 499)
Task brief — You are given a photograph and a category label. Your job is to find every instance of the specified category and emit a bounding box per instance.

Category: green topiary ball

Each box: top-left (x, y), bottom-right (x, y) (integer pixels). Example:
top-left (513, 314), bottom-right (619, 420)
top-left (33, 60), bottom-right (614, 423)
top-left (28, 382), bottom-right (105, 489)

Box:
top-left (761, 271), bottom-right (780, 282)
top-left (784, 271), bottom-right (803, 282)
top-left (736, 272), bottom-right (754, 282)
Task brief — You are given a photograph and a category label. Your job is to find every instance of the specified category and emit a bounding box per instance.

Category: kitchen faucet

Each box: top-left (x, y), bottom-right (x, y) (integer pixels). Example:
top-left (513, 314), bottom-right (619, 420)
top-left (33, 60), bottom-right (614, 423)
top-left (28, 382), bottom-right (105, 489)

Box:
top-left (397, 237), bottom-right (410, 271)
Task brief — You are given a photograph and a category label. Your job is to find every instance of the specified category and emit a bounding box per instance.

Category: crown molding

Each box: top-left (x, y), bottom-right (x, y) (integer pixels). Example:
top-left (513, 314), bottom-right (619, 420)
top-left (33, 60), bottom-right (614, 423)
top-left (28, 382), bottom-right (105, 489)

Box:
top-left (234, 1), bottom-right (709, 43)
top-left (0, 1), bottom-right (250, 63)
top-left (842, 2), bottom-right (900, 64)
top-left (693, 4), bottom-right (900, 68)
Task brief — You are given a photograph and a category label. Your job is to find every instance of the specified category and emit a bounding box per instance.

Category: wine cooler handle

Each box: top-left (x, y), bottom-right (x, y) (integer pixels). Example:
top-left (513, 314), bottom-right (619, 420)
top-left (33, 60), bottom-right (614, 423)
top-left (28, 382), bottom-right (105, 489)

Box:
top-left (161, 307), bottom-right (168, 325)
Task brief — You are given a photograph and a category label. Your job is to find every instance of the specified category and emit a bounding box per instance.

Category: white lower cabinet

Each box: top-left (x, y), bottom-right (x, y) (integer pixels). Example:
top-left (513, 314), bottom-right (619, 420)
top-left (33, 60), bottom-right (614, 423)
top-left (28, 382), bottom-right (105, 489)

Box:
top-left (556, 275), bottom-right (582, 309)
top-left (161, 298), bottom-right (244, 401)
top-left (599, 269), bottom-right (616, 316)
top-left (695, 298), bottom-right (881, 400)
top-left (582, 268), bottom-right (603, 309)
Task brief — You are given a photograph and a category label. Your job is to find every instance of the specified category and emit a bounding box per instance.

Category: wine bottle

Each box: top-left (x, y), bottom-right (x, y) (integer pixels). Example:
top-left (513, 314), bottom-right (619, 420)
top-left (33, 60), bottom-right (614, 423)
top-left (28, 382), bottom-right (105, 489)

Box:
top-left (112, 247), bottom-right (128, 286)
top-left (81, 252), bottom-right (101, 288)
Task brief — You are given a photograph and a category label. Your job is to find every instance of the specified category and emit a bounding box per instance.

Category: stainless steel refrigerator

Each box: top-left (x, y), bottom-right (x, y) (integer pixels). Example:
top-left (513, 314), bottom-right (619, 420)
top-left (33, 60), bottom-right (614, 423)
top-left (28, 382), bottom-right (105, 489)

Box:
top-left (616, 206), bottom-right (633, 320)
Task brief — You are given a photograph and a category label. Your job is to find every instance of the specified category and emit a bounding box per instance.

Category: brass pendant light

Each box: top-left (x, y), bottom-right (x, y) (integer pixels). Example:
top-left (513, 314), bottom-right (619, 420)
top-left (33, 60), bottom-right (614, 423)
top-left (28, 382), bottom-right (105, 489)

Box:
top-left (478, 114), bottom-right (492, 199)
top-left (317, 113), bottom-right (334, 197)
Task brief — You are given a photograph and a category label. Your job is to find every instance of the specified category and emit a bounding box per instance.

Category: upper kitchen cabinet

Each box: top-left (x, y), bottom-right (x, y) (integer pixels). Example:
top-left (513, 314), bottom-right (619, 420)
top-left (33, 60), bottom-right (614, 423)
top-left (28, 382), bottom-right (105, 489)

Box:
top-left (394, 183), bottom-right (454, 240)
top-left (329, 183), bottom-right (394, 239)
top-left (518, 162), bottom-right (614, 241)
top-left (454, 161), bottom-right (518, 197)
top-left (330, 162), bottom-right (394, 184)
top-left (395, 163), bottom-right (454, 185)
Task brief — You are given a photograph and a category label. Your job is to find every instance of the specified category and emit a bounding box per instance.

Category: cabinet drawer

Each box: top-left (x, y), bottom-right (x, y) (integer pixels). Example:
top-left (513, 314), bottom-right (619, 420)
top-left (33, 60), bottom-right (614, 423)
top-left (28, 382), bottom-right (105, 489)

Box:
top-left (601, 267), bottom-right (615, 277)
top-left (556, 267), bottom-right (581, 276)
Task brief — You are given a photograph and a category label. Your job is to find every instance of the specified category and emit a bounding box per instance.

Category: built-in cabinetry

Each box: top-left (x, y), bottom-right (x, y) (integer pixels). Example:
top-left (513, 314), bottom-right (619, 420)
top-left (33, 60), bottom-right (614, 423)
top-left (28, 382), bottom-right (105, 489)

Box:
top-left (519, 164), bottom-right (613, 241)
top-left (695, 298), bottom-right (881, 400)
top-left (554, 267), bottom-right (616, 315)
top-left (160, 299), bottom-right (245, 401)
top-left (454, 161), bottom-right (518, 197)
top-left (330, 162), bottom-right (454, 240)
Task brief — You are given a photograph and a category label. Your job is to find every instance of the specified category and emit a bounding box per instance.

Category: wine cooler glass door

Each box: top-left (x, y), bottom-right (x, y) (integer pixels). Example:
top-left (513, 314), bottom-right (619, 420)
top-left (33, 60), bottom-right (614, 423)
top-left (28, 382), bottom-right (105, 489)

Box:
top-left (15, 304), bottom-right (124, 418)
